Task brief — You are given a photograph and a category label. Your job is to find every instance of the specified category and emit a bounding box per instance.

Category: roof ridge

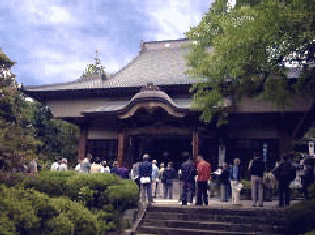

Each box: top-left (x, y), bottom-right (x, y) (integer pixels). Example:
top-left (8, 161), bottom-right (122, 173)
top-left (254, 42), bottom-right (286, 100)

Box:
top-left (143, 38), bottom-right (189, 44)
top-left (110, 38), bottom-right (190, 80)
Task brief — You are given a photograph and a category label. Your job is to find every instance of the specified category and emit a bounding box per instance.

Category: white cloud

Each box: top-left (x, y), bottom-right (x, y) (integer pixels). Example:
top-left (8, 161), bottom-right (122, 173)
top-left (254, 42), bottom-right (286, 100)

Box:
top-left (10, 0), bottom-right (73, 25)
top-left (4, 0), bottom-right (213, 85)
top-left (145, 0), bottom-right (210, 40)
top-left (48, 7), bottom-right (71, 24)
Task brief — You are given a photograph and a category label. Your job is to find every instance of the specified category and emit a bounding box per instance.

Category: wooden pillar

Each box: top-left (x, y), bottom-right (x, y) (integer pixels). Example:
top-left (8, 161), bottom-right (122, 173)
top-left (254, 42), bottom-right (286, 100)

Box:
top-left (78, 124), bottom-right (88, 162)
top-left (193, 130), bottom-right (200, 165)
top-left (117, 129), bottom-right (126, 168)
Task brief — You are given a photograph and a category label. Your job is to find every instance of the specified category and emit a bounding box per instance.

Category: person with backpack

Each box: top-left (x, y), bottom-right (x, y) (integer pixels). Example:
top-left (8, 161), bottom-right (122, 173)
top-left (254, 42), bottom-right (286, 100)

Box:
top-left (273, 154), bottom-right (296, 207)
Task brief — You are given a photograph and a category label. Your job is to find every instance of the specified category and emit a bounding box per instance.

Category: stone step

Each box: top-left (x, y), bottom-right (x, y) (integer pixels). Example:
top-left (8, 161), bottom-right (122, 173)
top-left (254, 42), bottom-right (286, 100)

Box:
top-left (135, 205), bottom-right (286, 235)
top-left (144, 211), bottom-right (284, 226)
top-left (142, 219), bottom-right (281, 234)
top-left (137, 225), bottom-right (265, 235)
top-left (148, 206), bottom-right (286, 218)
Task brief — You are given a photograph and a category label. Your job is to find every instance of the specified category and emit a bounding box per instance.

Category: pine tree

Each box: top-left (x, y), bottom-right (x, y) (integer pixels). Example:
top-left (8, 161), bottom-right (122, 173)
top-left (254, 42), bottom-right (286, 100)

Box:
top-left (0, 49), bottom-right (39, 171)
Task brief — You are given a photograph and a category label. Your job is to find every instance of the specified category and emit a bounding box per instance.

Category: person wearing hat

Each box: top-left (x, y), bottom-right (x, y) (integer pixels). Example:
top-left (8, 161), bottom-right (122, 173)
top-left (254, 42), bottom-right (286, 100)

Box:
top-left (139, 154), bottom-right (153, 203)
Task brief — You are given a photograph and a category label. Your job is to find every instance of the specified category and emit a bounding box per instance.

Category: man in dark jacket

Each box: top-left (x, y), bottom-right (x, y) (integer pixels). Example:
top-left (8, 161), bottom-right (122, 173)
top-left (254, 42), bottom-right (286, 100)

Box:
top-left (139, 154), bottom-right (153, 203)
top-left (249, 153), bottom-right (265, 207)
top-left (180, 158), bottom-right (196, 205)
top-left (273, 154), bottom-right (296, 207)
top-left (220, 163), bottom-right (230, 202)
top-left (163, 162), bottom-right (177, 199)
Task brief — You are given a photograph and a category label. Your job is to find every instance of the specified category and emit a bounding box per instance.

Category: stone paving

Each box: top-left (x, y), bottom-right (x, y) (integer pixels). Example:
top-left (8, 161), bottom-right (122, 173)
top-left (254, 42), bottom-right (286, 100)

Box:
top-left (151, 180), bottom-right (300, 209)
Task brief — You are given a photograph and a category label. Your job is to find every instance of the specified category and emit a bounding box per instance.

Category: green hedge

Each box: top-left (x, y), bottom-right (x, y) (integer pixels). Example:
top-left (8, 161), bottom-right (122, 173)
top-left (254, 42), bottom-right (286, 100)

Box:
top-left (0, 173), bottom-right (29, 187)
top-left (22, 171), bottom-right (139, 212)
top-left (285, 199), bottom-right (315, 235)
top-left (0, 186), bottom-right (112, 235)
top-left (308, 183), bottom-right (315, 199)
top-left (0, 171), bottom-right (139, 234)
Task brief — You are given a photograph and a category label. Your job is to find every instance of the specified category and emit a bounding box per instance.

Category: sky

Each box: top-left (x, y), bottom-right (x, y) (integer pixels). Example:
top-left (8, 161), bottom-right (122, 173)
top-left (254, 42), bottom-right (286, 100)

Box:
top-left (1, 0), bottom-right (213, 86)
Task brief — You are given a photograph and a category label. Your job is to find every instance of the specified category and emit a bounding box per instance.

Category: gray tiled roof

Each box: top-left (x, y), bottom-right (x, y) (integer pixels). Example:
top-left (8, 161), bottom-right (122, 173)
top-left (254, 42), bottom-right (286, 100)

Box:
top-left (26, 39), bottom-right (196, 92)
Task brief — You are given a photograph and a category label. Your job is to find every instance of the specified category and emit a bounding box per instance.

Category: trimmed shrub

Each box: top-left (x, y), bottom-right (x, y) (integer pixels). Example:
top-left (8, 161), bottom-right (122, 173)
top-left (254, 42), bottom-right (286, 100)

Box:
top-left (0, 186), bottom-right (111, 235)
top-left (0, 173), bottom-right (29, 187)
top-left (24, 171), bottom-right (139, 211)
top-left (1, 171), bottom-right (139, 233)
top-left (308, 183), bottom-right (315, 199)
top-left (22, 170), bottom-right (77, 197)
top-left (285, 199), bottom-right (315, 235)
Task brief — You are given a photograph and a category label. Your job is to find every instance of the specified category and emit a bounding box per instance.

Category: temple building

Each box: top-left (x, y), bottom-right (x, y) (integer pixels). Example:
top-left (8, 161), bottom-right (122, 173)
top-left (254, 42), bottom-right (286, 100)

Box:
top-left (25, 39), bottom-right (313, 170)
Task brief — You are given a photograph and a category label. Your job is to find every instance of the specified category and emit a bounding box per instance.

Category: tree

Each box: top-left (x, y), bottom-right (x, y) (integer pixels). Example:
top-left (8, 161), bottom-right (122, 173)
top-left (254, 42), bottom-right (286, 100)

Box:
top-left (0, 50), bottom-right (40, 170)
top-left (0, 50), bottom-right (79, 171)
top-left (186, 0), bottom-right (315, 122)
top-left (31, 102), bottom-right (79, 166)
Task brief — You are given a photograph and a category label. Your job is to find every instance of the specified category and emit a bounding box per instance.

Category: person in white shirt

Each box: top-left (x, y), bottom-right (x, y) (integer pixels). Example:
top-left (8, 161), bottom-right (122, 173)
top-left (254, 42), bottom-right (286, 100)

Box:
top-left (151, 160), bottom-right (160, 198)
top-left (51, 161), bottom-right (59, 171)
top-left (58, 159), bottom-right (68, 171)
top-left (91, 162), bottom-right (102, 173)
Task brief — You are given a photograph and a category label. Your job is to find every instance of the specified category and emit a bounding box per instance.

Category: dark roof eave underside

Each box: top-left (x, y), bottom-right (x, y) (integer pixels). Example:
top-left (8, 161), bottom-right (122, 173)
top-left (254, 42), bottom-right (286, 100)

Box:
top-left (24, 84), bottom-right (192, 100)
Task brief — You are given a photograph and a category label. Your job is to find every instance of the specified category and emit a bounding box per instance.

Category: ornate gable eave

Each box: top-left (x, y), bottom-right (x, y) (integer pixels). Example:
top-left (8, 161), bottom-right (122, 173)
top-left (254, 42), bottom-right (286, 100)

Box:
top-left (118, 99), bottom-right (186, 119)
top-left (118, 83), bottom-right (187, 119)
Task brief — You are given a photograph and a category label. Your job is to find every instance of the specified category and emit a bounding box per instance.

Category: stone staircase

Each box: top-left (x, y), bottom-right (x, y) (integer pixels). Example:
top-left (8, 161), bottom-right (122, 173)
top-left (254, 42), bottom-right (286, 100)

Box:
top-left (135, 205), bottom-right (286, 235)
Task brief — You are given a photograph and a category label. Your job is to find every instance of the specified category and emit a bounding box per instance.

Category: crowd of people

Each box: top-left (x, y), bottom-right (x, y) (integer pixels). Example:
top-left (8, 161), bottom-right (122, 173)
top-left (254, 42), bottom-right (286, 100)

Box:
top-left (132, 153), bottom-right (314, 208)
top-left (48, 152), bottom-right (314, 208)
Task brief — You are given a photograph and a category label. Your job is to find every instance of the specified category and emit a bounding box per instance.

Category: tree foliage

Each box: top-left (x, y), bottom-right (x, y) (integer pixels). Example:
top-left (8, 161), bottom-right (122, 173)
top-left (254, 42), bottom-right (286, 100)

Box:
top-left (0, 51), bottom-right (79, 171)
top-left (31, 102), bottom-right (79, 166)
top-left (186, 0), bottom-right (315, 122)
top-left (0, 53), bottom-right (40, 168)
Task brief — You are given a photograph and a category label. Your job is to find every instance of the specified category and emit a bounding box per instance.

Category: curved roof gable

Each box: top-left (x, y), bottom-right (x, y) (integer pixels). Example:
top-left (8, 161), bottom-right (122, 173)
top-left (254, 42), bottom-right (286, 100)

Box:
top-left (82, 83), bottom-right (189, 118)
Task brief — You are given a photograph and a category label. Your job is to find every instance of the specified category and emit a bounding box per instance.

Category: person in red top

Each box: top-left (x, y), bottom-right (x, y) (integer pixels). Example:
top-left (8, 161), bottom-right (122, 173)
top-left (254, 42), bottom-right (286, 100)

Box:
top-left (196, 156), bottom-right (211, 205)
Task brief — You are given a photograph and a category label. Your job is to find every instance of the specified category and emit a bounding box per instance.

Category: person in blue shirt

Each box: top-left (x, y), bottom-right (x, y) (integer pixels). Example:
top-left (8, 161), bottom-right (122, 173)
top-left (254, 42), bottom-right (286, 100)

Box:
top-left (110, 161), bottom-right (119, 175)
top-left (230, 158), bottom-right (243, 204)
top-left (139, 154), bottom-right (153, 203)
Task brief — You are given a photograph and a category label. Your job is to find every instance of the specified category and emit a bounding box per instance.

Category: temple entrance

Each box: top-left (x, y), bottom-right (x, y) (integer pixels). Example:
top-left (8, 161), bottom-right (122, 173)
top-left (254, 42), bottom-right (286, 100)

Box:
top-left (128, 135), bottom-right (192, 170)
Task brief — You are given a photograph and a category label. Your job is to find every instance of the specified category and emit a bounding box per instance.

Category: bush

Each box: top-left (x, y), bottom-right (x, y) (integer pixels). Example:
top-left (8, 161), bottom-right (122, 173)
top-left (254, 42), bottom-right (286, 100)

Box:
top-left (25, 171), bottom-right (139, 211)
top-left (285, 199), bottom-right (315, 235)
top-left (1, 171), bottom-right (139, 232)
top-left (22, 170), bottom-right (77, 197)
top-left (0, 173), bottom-right (30, 187)
top-left (308, 183), bottom-right (315, 199)
top-left (0, 186), bottom-right (111, 235)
